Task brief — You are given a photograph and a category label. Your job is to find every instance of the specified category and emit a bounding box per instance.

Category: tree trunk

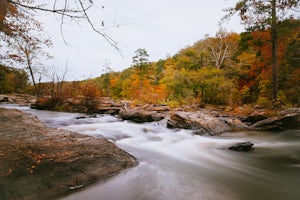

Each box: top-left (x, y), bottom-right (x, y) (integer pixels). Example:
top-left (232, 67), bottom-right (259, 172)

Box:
top-left (271, 0), bottom-right (278, 106)
top-left (25, 50), bottom-right (41, 97)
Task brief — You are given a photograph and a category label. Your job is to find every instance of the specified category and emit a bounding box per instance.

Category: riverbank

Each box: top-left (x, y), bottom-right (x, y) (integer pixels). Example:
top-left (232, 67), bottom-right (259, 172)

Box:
top-left (0, 108), bottom-right (137, 200)
top-left (1, 93), bottom-right (299, 134)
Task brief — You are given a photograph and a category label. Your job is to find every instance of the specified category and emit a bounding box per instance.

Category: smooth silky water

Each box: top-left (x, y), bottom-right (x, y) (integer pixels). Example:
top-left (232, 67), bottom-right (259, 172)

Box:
top-left (2, 105), bottom-right (300, 200)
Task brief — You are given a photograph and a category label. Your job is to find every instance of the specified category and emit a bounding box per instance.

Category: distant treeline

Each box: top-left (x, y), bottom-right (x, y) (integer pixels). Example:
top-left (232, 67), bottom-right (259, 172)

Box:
top-left (2, 19), bottom-right (300, 109)
top-left (0, 65), bottom-right (30, 94)
top-left (95, 19), bottom-right (300, 107)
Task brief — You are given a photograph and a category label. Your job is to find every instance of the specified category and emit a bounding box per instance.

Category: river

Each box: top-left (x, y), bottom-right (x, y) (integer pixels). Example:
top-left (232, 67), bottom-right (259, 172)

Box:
top-left (2, 105), bottom-right (300, 200)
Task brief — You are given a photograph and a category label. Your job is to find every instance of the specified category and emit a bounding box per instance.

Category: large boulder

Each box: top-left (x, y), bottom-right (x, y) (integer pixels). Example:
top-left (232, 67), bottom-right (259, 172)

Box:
top-left (118, 109), bottom-right (165, 123)
top-left (251, 112), bottom-right (300, 131)
top-left (167, 111), bottom-right (231, 136)
top-left (0, 108), bottom-right (137, 200)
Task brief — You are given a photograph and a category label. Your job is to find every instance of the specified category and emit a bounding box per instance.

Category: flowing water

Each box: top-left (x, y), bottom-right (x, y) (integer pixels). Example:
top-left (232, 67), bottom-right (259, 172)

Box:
top-left (2, 105), bottom-right (300, 200)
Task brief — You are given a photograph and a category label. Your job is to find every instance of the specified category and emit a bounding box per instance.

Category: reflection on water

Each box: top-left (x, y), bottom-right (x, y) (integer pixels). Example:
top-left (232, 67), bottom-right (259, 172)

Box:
top-left (1, 105), bottom-right (300, 200)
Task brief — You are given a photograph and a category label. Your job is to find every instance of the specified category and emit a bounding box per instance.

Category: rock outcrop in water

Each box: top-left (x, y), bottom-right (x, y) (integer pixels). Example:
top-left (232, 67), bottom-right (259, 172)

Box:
top-left (165, 108), bottom-right (300, 135)
top-left (251, 109), bottom-right (300, 131)
top-left (0, 108), bottom-right (137, 200)
top-left (228, 142), bottom-right (254, 152)
top-left (119, 109), bottom-right (165, 123)
top-left (167, 111), bottom-right (232, 135)
top-left (241, 114), bottom-right (268, 125)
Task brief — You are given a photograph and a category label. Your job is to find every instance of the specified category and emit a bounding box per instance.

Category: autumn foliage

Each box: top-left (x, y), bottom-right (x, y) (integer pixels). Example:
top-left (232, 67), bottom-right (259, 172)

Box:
top-left (95, 21), bottom-right (299, 108)
top-left (1, 0), bottom-right (299, 109)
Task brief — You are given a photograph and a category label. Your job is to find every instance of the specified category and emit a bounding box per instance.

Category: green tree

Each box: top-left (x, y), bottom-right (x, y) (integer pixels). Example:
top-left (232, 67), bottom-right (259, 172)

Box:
top-left (0, 65), bottom-right (29, 93)
top-left (132, 48), bottom-right (150, 91)
top-left (102, 61), bottom-right (113, 97)
top-left (224, 0), bottom-right (300, 105)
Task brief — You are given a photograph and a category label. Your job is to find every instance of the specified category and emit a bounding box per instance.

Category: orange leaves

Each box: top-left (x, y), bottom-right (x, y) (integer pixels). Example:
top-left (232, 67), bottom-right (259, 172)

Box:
top-left (0, 0), bottom-right (9, 24)
top-left (78, 81), bottom-right (103, 112)
top-left (80, 81), bottom-right (102, 100)
top-left (27, 150), bottom-right (77, 174)
top-left (118, 73), bottom-right (167, 104)
top-left (138, 79), bottom-right (167, 104)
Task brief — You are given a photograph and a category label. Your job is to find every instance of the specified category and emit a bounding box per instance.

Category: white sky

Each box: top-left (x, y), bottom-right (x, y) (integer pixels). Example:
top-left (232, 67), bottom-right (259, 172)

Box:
top-left (36, 0), bottom-right (243, 81)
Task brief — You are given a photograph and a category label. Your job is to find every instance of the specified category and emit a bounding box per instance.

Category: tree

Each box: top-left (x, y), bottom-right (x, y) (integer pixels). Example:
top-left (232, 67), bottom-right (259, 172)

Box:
top-left (102, 61), bottom-right (113, 97)
top-left (48, 64), bottom-right (68, 102)
top-left (2, 17), bottom-right (52, 97)
top-left (0, 65), bottom-right (29, 93)
top-left (80, 81), bottom-right (102, 113)
top-left (224, 0), bottom-right (300, 105)
top-left (203, 29), bottom-right (239, 69)
top-left (132, 48), bottom-right (150, 92)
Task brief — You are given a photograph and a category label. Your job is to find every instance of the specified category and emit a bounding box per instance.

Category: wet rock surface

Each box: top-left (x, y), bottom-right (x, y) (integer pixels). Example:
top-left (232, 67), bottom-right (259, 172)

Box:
top-left (251, 110), bottom-right (300, 131)
top-left (167, 111), bottom-right (232, 135)
top-left (241, 114), bottom-right (268, 125)
top-left (228, 142), bottom-right (254, 152)
top-left (0, 108), bottom-right (137, 200)
top-left (119, 109), bottom-right (165, 123)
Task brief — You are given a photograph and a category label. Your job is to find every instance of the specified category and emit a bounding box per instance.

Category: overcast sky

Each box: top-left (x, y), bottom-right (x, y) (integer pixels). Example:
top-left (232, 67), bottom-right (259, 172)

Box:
top-left (36, 0), bottom-right (243, 81)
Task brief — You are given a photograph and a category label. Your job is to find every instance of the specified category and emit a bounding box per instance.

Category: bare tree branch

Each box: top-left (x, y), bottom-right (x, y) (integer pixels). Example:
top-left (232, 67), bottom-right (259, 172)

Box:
top-left (6, 0), bottom-right (120, 50)
top-left (77, 0), bottom-right (119, 50)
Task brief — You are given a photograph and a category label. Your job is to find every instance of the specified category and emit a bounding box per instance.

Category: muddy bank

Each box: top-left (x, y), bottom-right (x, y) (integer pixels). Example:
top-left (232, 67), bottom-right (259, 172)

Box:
top-left (0, 108), bottom-right (137, 200)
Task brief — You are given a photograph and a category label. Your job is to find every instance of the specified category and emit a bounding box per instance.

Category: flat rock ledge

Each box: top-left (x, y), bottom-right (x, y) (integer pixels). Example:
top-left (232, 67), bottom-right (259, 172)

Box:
top-left (251, 111), bottom-right (300, 131)
top-left (167, 108), bottom-right (300, 135)
top-left (0, 108), bottom-right (137, 200)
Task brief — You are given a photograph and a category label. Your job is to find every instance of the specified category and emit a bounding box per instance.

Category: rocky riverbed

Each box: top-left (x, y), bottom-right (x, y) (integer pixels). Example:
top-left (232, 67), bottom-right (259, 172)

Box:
top-left (2, 94), bottom-right (300, 135)
top-left (0, 108), bottom-right (137, 200)
top-left (118, 107), bottom-right (300, 135)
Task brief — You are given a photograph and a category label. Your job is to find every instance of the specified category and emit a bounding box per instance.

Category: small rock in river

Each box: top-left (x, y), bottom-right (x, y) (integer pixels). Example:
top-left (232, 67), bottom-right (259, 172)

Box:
top-left (228, 142), bottom-right (254, 152)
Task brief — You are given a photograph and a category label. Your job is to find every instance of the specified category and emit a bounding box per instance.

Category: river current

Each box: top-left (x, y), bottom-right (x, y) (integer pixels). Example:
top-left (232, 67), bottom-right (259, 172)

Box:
top-left (2, 105), bottom-right (300, 200)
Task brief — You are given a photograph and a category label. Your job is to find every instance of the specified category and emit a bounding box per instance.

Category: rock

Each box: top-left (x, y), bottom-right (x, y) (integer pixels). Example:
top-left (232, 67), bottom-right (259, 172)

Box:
top-left (76, 116), bottom-right (87, 119)
top-left (96, 106), bottom-right (121, 115)
top-left (151, 106), bottom-right (170, 112)
top-left (0, 108), bottom-right (137, 200)
top-left (279, 108), bottom-right (300, 116)
top-left (1, 94), bottom-right (36, 105)
top-left (167, 111), bottom-right (231, 136)
top-left (229, 142), bottom-right (254, 152)
top-left (143, 104), bottom-right (170, 112)
top-left (76, 115), bottom-right (97, 120)
top-left (95, 99), bottom-right (125, 115)
top-left (119, 109), bottom-right (165, 123)
top-left (251, 112), bottom-right (300, 131)
top-left (242, 114), bottom-right (268, 125)
top-left (0, 96), bottom-right (9, 102)
top-left (219, 117), bottom-right (249, 130)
